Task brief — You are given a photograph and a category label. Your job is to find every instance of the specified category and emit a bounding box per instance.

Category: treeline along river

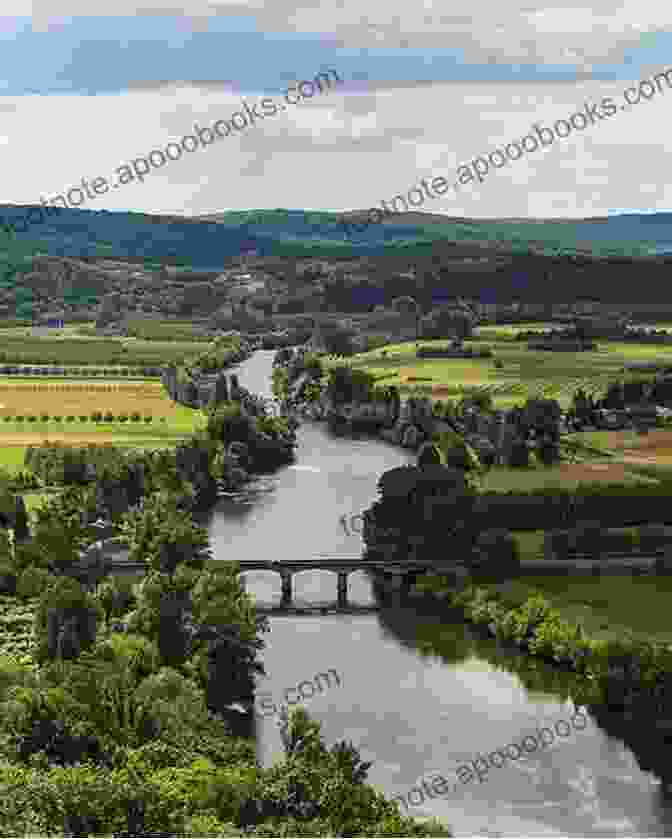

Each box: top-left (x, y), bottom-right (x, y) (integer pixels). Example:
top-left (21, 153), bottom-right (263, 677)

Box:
top-left (205, 350), bottom-right (672, 837)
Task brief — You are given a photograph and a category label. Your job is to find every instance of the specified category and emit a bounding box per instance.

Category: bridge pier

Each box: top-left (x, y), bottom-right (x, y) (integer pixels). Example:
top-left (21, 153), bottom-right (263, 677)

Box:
top-left (280, 571), bottom-right (293, 607)
top-left (337, 572), bottom-right (348, 608)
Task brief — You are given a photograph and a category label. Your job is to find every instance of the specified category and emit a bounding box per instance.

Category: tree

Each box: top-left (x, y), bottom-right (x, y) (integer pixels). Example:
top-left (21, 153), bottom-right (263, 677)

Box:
top-left (188, 565), bottom-right (268, 713)
top-left (119, 492), bottom-right (211, 579)
top-left (34, 577), bottom-right (103, 663)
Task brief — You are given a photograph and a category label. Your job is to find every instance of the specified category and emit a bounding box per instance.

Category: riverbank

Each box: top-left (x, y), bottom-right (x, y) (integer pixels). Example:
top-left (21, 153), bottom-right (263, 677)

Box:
top-left (409, 575), bottom-right (672, 717)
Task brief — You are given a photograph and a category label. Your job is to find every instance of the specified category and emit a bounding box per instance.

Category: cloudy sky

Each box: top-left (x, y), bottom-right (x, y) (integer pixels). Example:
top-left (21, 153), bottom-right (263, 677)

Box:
top-left (0, 1), bottom-right (670, 219)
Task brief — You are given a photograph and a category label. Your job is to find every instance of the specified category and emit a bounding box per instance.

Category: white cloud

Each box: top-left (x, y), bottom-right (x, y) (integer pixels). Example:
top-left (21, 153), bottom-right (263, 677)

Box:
top-left (17, 0), bottom-right (669, 67)
top-left (1, 71), bottom-right (670, 219)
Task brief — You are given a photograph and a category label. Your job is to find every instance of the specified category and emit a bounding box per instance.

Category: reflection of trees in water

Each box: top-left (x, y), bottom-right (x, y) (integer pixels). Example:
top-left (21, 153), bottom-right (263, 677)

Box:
top-left (371, 576), bottom-right (488, 668)
top-left (371, 577), bottom-right (672, 793)
top-left (586, 701), bottom-right (672, 791)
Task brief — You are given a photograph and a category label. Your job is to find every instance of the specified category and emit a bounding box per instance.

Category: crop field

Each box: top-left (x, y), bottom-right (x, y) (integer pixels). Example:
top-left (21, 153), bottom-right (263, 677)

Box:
top-left (0, 334), bottom-right (208, 366)
top-left (0, 379), bottom-right (200, 422)
top-left (0, 378), bottom-right (204, 468)
top-left (339, 334), bottom-right (672, 408)
top-left (475, 323), bottom-right (558, 338)
top-left (567, 429), bottom-right (672, 467)
top-left (479, 461), bottom-right (658, 492)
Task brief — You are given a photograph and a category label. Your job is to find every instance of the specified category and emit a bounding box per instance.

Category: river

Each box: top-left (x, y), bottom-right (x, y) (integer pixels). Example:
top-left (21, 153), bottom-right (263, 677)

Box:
top-left (205, 350), bottom-right (672, 837)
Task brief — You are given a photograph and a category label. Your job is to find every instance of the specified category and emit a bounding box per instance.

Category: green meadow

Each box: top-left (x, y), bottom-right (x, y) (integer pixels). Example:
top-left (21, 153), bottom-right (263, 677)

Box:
top-left (330, 331), bottom-right (672, 409)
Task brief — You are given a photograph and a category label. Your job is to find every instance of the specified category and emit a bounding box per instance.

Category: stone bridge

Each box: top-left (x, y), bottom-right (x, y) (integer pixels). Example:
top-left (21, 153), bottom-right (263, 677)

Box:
top-left (237, 558), bottom-right (434, 608)
top-left (104, 556), bottom-right (435, 609)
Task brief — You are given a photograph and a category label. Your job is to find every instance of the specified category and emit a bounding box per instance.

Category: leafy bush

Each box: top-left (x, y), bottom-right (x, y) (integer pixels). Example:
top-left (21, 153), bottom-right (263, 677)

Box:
top-left (39, 413), bottom-right (49, 422)
top-left (118, 413), bottom-right (129, 423)
top-left (0, 763), bottom-right (184, 836)
top-left (96, 577), bottom-right (138, 623)
top-left (14, 416), bottom-right (24, 423)
top-left (90, 411), bottom-right (103, 423)
top-left (2, 416), bottom-right (11, 423)
top-left (103, 411), bottom-right (114, 422)
top-left (52, 415), bottom-right (62, 423)
top-left (144, 415), bottom-right (153, 423)
top-left (79, 415), bottom-right (88, 423)
top-left (131, 411), bottom-right (141, 422)
top-left (65, 416), bottom-right (76, 423)
top-left (26, 415), bottom-right (37, 423)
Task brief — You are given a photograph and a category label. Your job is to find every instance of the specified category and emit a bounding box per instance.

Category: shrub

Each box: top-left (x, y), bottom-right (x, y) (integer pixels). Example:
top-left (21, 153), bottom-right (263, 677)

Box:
top-left (14, 415), bottom-right (24, 422)
top-left (2, 416), bottom-right (11, 422)
top-left (103, 411), bottom-right (114, 422)
top-left (131, 411), bottom-right (141, 422)
top-left (26, 415), bottom-right (37, 423)
top-left (143, 415), bottom-right (153, 423)
top-left (65, 416), bottom-right (76, 423)
top-left (90, 411), bottom-right (103, 423)
top-left (40, 413), bottom-right (50, 422)
top-left (118, 413), bottom-right (129, 423)
top-left (79, 415), bottom-right (88, 423)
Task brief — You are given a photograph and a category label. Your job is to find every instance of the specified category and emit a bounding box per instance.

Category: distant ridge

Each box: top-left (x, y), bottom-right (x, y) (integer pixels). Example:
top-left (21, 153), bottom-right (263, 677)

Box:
top-left (0, 204), bottom-right (669, 266)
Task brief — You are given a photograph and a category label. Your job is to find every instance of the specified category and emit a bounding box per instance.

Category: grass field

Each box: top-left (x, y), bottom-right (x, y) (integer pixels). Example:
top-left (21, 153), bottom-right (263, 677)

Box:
top-left (0, 320), bottom-right (213, 343)
top-left (479, 461), bottom-right (658, 492)
top-left (474, 323), bottom-right (558, 339)
top-left (492, 575), bottom-right (672, 644)
top-left (335, 333), bottom-right (672, 409)
top-left (566, 429), bottom-right (672, 469)
top-left (0, 334), bottom-right (209, 366)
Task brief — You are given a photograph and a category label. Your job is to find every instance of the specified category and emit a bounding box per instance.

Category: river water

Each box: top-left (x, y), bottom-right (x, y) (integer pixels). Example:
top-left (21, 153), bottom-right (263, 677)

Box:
top-left (205, 350), bottom-right (671, 837)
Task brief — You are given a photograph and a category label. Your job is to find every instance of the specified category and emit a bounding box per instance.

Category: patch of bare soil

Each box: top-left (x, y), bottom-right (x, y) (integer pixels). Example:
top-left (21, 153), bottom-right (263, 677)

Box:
top-left (556, 462), bottom-right (640, 483)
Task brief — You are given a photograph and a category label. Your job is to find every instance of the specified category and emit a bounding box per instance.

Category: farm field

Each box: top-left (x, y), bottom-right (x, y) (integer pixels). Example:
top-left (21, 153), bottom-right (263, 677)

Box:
top-left (475, 322), bottom-right (558, 338)
top-left (567, 429), bottom-right (672, 467)
top-left (0, 334), bottom-right (208, 366)
top-left (0, 378), bottom-right (205, 468)
top-left (0, 378), bottom-right (201, 423)
top-left (1, 319), bottom-right (213, 343)
top-left (337, 333), bottom-right (672, 408)
top-left (479, 461), bottom-right (659, 492)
